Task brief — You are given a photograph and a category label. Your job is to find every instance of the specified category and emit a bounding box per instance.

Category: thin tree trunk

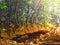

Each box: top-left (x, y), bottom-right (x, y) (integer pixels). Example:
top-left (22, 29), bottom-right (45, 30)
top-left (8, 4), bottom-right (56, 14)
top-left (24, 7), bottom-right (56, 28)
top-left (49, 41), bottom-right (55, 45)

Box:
top-left (14, 0), bottom-right (19, 25)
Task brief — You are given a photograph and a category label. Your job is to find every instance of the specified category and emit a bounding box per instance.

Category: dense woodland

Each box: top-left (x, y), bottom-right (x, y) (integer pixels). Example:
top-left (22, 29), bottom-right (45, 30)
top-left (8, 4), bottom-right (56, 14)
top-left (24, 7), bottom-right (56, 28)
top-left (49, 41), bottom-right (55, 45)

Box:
top-left (0, 0), bottom-right (60, 45)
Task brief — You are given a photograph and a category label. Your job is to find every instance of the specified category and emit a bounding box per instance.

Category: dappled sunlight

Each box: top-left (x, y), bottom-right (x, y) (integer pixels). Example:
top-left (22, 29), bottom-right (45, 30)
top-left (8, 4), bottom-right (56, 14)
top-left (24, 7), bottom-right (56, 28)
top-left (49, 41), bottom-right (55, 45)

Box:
top-left (16, 23), bottom-right (47, 34)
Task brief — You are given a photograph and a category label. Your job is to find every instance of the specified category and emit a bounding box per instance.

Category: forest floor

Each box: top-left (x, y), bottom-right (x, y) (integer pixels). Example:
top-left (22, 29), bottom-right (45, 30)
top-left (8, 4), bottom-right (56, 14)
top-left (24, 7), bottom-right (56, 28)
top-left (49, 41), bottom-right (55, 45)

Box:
top-left (0, 37), bottom-right (45, 45)
top-left (1, 23), bottom-right (60, 45)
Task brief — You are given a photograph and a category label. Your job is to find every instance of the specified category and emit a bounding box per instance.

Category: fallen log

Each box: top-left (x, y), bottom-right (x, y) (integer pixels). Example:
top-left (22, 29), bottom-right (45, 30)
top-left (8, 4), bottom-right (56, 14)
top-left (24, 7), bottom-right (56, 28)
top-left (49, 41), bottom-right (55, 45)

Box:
top-left (11, 30), bottom-right (49, 42)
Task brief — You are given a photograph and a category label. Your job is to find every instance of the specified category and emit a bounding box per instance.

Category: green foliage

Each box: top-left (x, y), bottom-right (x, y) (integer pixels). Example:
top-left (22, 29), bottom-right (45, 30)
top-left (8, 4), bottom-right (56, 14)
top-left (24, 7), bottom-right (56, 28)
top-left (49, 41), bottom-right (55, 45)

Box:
top-left (0, 2), bottom-right (7, 9)
top-left (39, 0), bottom-right (60, 28)
top-left (0, 0), bottom-right (60, 30)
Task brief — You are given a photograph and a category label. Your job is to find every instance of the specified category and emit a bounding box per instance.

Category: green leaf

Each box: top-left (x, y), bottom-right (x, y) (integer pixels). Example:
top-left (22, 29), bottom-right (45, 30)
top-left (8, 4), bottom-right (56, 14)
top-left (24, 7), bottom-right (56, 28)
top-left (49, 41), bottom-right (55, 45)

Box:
top-left (0, 3), bottom-right (7, 9)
